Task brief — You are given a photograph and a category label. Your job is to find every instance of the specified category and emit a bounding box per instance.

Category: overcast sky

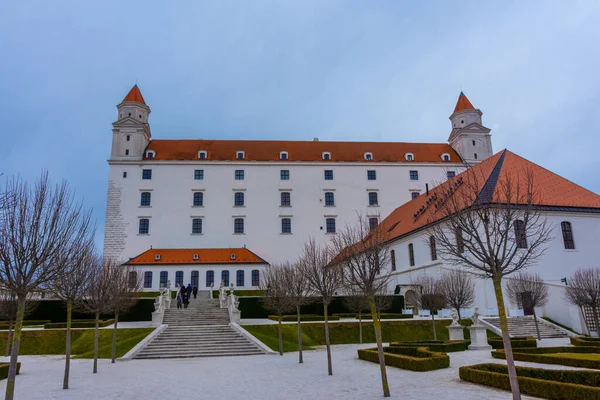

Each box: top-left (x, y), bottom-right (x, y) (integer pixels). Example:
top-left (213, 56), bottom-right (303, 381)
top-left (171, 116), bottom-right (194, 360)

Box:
top-left (1, 1), bottom-right (599, 249)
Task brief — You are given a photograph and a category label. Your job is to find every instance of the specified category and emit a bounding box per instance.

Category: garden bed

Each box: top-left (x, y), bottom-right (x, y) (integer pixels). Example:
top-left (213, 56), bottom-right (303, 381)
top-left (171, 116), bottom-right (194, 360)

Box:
top-left (0, 363), bottom-right (20, 380)
top-left (492, 346), bottom-right (600, 369)
top-left (0, 320), bottom-right (51, 329)
top-left (389, 340), bottom-right (470, 352)
top-left (460, 363), bottom-right (600, 399)
top-left (358, 346), bottom-right (449, 371)
top-left (488, 336), bottom-right (537, 349)
top-left (267, 314), bottom-right (340, 322)
top-left (571, 337), bottom-right (600, 347)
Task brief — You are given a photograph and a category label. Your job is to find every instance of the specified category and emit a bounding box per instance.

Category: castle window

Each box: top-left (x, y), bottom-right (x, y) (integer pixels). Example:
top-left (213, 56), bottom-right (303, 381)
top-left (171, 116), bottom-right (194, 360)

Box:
top-left (326, 218), bottom-right (336, 233)
top-left (198, 150), bottom-right (207, 159)
top-left (408, 243), bottom-right (415, 266)
top-left (235, 170), bottom-right (244, 180)
top-left (234, 192), bottom-right (245, 206)
top-left (472, 140), bottom-right (476, 146)
top-left (125, 150), bottom-right (129, 156)
top-left (175, 271), bottom-right (183, 287)
top-left (236, 151), bottom-right (245, 160)
top-left (143, 271), bottom-right (153, 289)
top-left (324, 170), bottom-right (333, 180)
top-left (280, 170), bottom-right (289, 180)
top-left (430, 236), bottom-right (437, 261)
top-left (409, 170), bottom-right (419, 181)
top-left (280, 151), bottom-right (288, 160)
top-left (236, 270), bottom-right (245, 287)
top-left (474, 153), bottom-right (478, 160)
top-left (411, 192), bottom-right (419, 199)
top-left (514, 220), bottom-right (527, 249)
top-left (139, 219), bottom-right (149, 234)
top-left (123, 172), bottom-right (127, 178)
top-left (280, 192), bottom-right (291, 206)
top-left (128, 271), bottom-right (138, 288)
top-left (364, 152), bottom-right (373, 161)
top-left (561, 221), bottom-right (575, 249)
top-left (206, 270), bottom-right (214, 287)
top-left (367, 170), bottom-right (376, 180)
top-left (126, 135), bottom-right (130, 141)
top-left (405, 153), bottom-right (414, 161)
top-left (194, 169), bottom-right (204, 180)
top-left (324, 192), bottom-right (335, 206)
top-left (441, 153), bottom-right (450, 161)
top-left (146, 151), bottom-right (155, 158)
top-left (191, 271), bottom-right (199, 288)
top-left (251, 270), bottom-right (260, 286)
top-left (369, 217), bottom-right (378, 230)
top-left (234, 218), bottom-right (245, 234)
top-left (447, 171), bottom-right (456, 179)
top-left (159, 271), bottom-right (168, 288)
top-left (390, 250), bottom-right (396, 271)
top-left (142, 169), bottom-right (152, 179)
top-left (140, 192), bottom-right (151, 207)
top-left (193, 192), bottom-right (203, 207)
top-left (461, 120), bottom-right (464, 124)
top-left (192, 218), bottom-right (203, 234)
top-left (128, 113), bottom-right (131, 117)
top-left (281, 218), bottom-right (292, 234)
top-left (221, 270), bottom-right (230, 286)
top-left (368, 192), bottom-right (378, 206)
top-left (456, 227), bottom-right (465, 253)
top-left (322, 152), bottom-right (331, 161)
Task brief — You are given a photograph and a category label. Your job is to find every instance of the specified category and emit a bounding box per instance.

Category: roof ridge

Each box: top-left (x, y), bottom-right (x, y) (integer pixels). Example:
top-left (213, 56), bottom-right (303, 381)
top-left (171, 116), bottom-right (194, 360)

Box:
top-left (478, 149), bottom-right (508, 203)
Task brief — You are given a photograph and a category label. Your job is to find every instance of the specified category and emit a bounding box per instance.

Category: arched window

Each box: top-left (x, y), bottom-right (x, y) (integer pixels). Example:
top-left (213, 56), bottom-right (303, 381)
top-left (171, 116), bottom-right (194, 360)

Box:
top-left (279, 151), bottom-right (288, 160)
top-left (561, 221), bottom-right (575, 249)
top-left (234, 218), bottom-right (244, 233)
top-left (206, 270), bottom-right (215, 287)
top-left (140, 192), bottom-right (151, 207)
top-left (198, 150), bottom-right (208, 159)
top-left (251, 270), bottom-right (260, 286)
top-left (143, 271), bottom-right (153, 289)
top-left (146, 151), bottom-right (155, 159)
top-left (234, 192), bottom-right (244, 206)
top-left (456, 227), bottom-right (464, 253)
top-left (430, 236), bottom-right (437, 261)
top-left (236, 151), bottom-right (245, 160)
top-left (221, 270), bottom-right (230, 286)
top-left (324, 192), bottom-right (335, 206)
top-left (390, 250), bottom-right (396, 271)
top-left (236, 270), bottom-right (245, 287)
top-left (280, 192), bottom-right (291, 206)
top-left (364, 152), bottom-right (373, 161)
top-left (322, 152), bottom-right (331, 160)
top-left (192, 218), bottom-right (203, 234)
top-left (514, 220), bottom-right (528, 249)
top-left (175, 271), bottom-right (184, 287)
top-left (159, 271), bottom-right (168, 288)
top-left (408, 243), bottom-right (415, 266)
top-left (128, 271), bottom-right (138, 288)
top-left (441, 153), bottom-right (450, 162)
top-left (139, 219), bottom-right (149, 234)
top-left (405, 153), bottom-right (414, 161)
top-left (193, 192), bottom-right (203, 206)
top-left (281, 218), bottom-right (291, 233)
top-left (191, 271), bottom-right (199, 288)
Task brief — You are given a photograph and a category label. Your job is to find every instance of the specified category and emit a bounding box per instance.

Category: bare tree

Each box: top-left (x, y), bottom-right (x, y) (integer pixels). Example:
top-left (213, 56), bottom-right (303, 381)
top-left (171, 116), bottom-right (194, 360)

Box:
top-left (282, 261), bottom-right (312, 363)
top-left (408, 276), bottom-right (446, 340)
top-left (506, 272), bottom-right (549, 340)
top-left (0, 291), bottom-right (38, 357)
top-left (300, 237), bottom-right (341, 376)
top-left (109, 264), bottom-right (141, 363)
top-left (429, 164), bottom-right (552, 400)
top-left (439, 269), bottom-right (475, 322)
top-left (0, 172), bottom-right (93, 400)
top-left (260, 264), bottom-right (291, 355)
top-left (330, 215), bottom-right (392, 397)
top-left (565, 267), bottom-right (600, 338)
top-left (80, 256), bottom-right (117, 373)
top-left (343, 288), bottom-right (369, 344)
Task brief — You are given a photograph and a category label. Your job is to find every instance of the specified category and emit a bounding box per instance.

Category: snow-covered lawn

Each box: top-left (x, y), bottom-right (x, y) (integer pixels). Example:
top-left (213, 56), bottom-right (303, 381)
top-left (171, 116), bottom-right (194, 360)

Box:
top-left (0, 341), bottom-right (574, 400)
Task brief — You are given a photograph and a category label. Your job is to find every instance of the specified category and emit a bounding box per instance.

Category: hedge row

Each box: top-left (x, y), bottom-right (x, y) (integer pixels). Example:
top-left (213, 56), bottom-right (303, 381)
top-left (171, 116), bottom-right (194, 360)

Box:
top-left (0, 363), bottom-right (20, 380)
top-left (389, 340), bottom-right (470, 352)
top-left (334, 313), bottom-right (413, 320)
top-left (358, 346), bottom-right (449, 371)
top-left (268, 314), bottom-right (341, 322)
top-left (0, 320), bottom-right (51, 329)
top-left (44, 319), bottom-right (115, 329)
top-left (571, 337), bottom-right (600, 347)
top-left (492, 346), bottom-right (600, 369)
top-left (239, 295), bottom-right (405, 318)
top-left (488, 336), bottom-right (537, 349)
top-left (459, 363), bottom-right (600, 400)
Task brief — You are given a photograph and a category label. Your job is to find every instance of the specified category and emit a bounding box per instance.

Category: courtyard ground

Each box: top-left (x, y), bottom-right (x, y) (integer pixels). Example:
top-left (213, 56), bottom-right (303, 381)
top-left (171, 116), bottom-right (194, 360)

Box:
top-left (0, 339), bottom-right (576, 400)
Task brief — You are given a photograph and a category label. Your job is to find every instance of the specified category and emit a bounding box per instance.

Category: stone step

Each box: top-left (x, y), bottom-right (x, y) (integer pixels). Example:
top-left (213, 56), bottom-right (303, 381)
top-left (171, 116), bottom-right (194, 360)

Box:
top-left (144, 343), bottom-right (257, 351)
top-left (135, 351), bottom-right (263, 359)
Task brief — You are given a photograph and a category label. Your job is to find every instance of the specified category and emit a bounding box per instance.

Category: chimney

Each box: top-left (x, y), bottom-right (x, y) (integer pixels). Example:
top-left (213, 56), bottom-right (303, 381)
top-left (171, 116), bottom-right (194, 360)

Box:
top-left (426, 184), bottom-right (429, 195)
top-left (313, 137), bottom-right (319, 142)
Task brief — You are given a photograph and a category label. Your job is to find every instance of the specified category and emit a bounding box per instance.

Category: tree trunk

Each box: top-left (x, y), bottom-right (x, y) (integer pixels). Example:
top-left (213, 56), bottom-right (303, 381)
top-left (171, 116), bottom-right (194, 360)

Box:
top-left (431, 312), bottom-right (437, 340)
top-left (457, 309), bottom-right (462, 323)
top-left (358, 311), bottom-right (363, 344)
top-left (532, 308), bottom-right (541, 341)
top-left (5, 319), bottom-right (13, 357)
top-left (111, 311), bottom-right (119, 363)
top-left (369, 297), bottom-right (390, 397)
top-left (324, 302), bottom-right (333, 376)
top-left (63, 299), bottom-right (73, 389)
top-left (4, 295), bottom-right (26, 400)
top-left (93, 312), bottom-right (100, 374)
top-left (296, 305), bottom-right (303, 363)
top-left (493, 276), bottom-right (521, 400)
top-left (277, 316), bottom-right (283, 356)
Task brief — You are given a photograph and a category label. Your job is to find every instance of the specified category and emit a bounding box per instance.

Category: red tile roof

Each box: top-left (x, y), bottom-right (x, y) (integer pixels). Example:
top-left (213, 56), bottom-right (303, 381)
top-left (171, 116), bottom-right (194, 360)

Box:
top-left (367, 149), bottom-right (600, 245)
top-left (453, 92), bottom-right (475, 113)
top-left (144, 140), bottom-right (461, 163)
top-left (125, 248), bottom-right (268, 265)
top-left (122, 85), bottom-right (146, 104)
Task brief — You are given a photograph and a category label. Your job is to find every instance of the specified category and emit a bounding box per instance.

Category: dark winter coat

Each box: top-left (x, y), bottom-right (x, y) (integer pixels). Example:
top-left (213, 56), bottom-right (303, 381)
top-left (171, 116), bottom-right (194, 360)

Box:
top-left (192, 287), bottom-right (198, 295)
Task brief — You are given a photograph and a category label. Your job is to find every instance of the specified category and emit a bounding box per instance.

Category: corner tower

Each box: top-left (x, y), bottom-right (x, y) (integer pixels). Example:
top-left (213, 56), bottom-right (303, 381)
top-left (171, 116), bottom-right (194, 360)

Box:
top-left (448, 92), bottom-right (492, 163)
top-left (110, 85), bottom-right (152, 161)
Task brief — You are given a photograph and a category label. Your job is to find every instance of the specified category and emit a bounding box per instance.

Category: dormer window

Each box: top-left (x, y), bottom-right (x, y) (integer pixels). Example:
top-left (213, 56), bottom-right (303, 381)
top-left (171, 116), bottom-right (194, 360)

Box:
top-left (193, 254), bottom-right (199, 260)
top-left (405, 153), bottom-right (414, 161)
top-left (230, 253), bottom-right (236, 260)
top-left (236, 151), bottom-right (245, 160)
top-left (155, 254), bottom-right (161, 261)
top-left (146, 151), bottom-right (155, 159)
top-left (441, 153), bottom-right (451, 162)
top-left (322, 152), bottom-right (331, 161)
top-left (364, 152), bottom-right (373, 161)
top-left (198, 150), bottom-right (208, 160)
top-left (280, 151), bottom-right (288, 160)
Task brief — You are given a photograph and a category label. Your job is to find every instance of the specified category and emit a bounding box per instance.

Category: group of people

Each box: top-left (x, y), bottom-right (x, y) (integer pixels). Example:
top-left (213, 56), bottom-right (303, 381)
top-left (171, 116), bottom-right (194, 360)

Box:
top-left (176, 283), bottom-right (199, 309)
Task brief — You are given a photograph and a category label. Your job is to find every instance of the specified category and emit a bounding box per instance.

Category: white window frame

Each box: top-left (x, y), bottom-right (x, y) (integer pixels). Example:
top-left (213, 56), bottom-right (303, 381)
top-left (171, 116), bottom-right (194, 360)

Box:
top-left (364, 152), bottom-right (373, 161)
top-left (236, 150), bottom-right (246, 160)
top-left (146, 150), bottom-right (156, 159)
top-left (405, 152), bottom-right (414, 161)
top-left (441, 153), bottom-right (451, 162)
top-left (279, 151), bottom-right (288, 160)
top-left (198, 150), bottom-right (208, 159)
top-left (322, 152), bottom-right (331, 161)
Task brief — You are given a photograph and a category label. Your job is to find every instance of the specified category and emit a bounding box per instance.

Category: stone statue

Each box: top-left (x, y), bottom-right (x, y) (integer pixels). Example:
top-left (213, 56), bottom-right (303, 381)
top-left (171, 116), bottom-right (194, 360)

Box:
top-left (450, 309), bottom-right (459, 326)
top-left (471, 307), bottom-right (480, 325)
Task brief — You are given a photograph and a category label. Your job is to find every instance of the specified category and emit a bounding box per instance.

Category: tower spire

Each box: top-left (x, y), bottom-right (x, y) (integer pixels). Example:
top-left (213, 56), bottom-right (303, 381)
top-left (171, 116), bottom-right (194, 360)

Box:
top-left (122, 84), bottom-right (146, 104)
top-left (454, 91), bottom-right (475, 113)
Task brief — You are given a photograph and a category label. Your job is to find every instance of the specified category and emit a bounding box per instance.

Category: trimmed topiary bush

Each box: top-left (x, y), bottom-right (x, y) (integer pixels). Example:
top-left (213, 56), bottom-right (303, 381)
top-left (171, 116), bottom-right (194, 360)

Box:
top-left (571, 337), bottom-right (600, 347)
top-left (492, 346), bottom-right (600, 369)
top-left (488, 336), bottom-right (537, 349)
top-left (358, 346), bottom-right (449, 371)
top-left (13, 299), bottom-right (154, 322)
top-left (267, 314), bottom-right (341, 322)
top-left (334, 313), bottom-right (413, 320)
top-left (0, 363), bottom-right (20, 380)
top-left (0, 320), bottom-right (51, 329)
top-left (460, 363), bottom-right (600, 399)
top-left (44, 319), bottom-right (115, 329)
top-left (389, 340), bottom-right (470, 352)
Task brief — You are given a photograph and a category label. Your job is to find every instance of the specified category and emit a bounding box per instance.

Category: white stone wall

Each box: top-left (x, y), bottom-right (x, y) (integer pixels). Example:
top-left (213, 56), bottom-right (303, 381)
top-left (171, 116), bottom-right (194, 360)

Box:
top-left (103, 160), bottom-right (463, 264)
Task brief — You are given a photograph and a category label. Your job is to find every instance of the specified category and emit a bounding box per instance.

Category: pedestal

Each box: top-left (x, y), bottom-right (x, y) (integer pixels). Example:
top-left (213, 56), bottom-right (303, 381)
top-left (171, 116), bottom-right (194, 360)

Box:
top-left (151, 311), bottom-right (162, 327)
top-left (468, 324), bottom-right (492, 350)
top-left (447, 324), bottom-right (464, 341)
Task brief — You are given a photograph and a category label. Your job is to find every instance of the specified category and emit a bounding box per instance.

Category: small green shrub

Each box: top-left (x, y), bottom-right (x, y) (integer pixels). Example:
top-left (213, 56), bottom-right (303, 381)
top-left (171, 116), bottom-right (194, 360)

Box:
top-left (460, 363), bottom-right (600, 400)
top-left (334, 313), bottom-right (413, 320)
top-left (267, 315), bottom-right (341, 322)
top-left (571, 337), bottom-right (600, 347)
top-left (358, 346), bottom-right (449, 371)
top-left (0, 320), bottom-right (51, 329)
top-left (492, 346), bottom-right (600, 369)
top-left (0, 363), bottom-right (21, 380)
top-left (488, 336), bottom-right (537, 349)
top-left (44, 319), bottom-right (115, 329)
top-left (389, 340), bottom-right (470, 352)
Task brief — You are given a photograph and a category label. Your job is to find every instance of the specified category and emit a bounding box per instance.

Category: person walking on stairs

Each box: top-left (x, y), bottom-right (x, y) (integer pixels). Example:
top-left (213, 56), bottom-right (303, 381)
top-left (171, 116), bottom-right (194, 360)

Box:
top-left (186, 283), bottom-right (192, 300)
top-left (192, 286), bottom-right (198, 299)
top-left (180, 286), bottom-right (190, 309)
top-left (176, 292), bottom-right (182, 309)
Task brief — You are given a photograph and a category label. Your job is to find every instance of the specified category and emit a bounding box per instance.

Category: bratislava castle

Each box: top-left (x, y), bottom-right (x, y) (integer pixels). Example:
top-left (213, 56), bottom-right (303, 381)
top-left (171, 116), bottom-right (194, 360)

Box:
top-left (103, 85), bottom-right (493, 291)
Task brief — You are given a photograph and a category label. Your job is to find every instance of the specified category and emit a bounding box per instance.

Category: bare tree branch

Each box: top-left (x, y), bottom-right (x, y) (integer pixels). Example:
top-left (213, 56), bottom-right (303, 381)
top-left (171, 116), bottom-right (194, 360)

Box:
top-left (260, 263), bottom-right (292, 356)
top-left (564, 267), bottom-right (600, 338)
top-left (439, 269), bottom-right (475, 322)
top-left (281, 261), bottom-right (312, 363)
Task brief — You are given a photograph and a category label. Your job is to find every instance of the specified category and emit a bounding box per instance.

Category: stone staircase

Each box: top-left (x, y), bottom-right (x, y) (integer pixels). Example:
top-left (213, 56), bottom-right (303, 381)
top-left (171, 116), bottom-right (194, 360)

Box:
top-left (482, 316), bottom-right (569, 339)
top-left (134, 297), bottom-right (265, 359)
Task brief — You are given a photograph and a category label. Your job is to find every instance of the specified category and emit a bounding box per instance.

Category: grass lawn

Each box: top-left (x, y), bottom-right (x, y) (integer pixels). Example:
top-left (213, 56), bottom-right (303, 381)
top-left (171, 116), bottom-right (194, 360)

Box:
top-left (244, 319), bottom-right (477, 353)
top-left (0, 328), bottom-right (154, 358)
top-left (544, 353), bottom-right (600, 361)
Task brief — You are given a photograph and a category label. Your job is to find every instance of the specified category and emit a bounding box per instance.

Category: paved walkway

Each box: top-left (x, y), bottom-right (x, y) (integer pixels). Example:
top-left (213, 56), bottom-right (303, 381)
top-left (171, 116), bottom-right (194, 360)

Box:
top-left (0, 341), bottom-right (574, 400)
